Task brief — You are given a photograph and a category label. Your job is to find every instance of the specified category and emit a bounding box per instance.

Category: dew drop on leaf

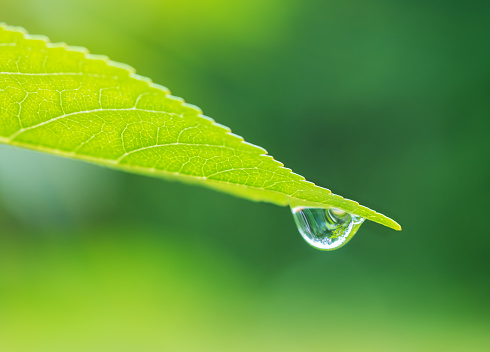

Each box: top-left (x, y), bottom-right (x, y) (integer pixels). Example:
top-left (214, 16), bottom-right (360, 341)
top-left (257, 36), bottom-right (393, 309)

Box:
top-left (291, 207), bottom-right (365, 250)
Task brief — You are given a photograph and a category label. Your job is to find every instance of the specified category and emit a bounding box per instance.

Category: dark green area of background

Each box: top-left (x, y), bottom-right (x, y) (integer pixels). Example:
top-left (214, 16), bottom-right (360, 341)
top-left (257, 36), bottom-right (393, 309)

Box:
top-left (0, 1), bottom-right (489, 351)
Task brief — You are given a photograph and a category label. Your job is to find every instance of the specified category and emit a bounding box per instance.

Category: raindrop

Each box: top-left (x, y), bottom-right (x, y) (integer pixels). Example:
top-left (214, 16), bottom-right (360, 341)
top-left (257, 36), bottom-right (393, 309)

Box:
top-left (291, 207), bottom-right (365, 250)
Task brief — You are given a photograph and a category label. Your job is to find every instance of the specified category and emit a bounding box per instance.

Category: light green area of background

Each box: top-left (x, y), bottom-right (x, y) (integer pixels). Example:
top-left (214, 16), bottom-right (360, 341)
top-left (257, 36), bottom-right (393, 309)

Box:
top-left (0, 0), bottom-right (489, 351)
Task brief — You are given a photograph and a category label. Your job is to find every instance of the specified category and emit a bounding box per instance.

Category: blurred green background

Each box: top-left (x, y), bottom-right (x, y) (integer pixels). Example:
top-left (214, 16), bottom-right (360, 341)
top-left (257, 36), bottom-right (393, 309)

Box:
top-left (1, 0), bottom-right (489, 351)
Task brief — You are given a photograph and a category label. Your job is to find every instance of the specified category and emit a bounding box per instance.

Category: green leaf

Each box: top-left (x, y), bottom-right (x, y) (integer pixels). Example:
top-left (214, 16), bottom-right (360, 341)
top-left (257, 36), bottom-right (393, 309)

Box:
top-left (0, 23), bottom-right (400, 231)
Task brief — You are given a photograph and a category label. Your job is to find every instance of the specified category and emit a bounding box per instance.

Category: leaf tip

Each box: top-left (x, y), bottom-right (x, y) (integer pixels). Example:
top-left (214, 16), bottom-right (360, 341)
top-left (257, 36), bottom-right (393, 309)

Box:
top-left (381, 216), bottom-right (402, 231)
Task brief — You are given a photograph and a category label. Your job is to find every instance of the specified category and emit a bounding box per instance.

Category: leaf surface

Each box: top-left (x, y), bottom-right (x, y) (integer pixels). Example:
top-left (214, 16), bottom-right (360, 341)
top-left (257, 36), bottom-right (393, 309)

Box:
top-left (0, 24), bottom-right (400, 230)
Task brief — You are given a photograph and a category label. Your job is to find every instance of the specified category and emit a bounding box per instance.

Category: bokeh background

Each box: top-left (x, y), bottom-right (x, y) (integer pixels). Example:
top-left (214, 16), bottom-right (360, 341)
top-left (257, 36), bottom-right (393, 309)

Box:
top-left (1, 1), bottom-right (489, 351)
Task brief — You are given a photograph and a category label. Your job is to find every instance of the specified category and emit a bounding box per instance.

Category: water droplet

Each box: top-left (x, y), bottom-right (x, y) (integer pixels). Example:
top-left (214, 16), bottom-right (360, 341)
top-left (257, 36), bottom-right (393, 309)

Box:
top-left (291, 207), bottom-right (365, 250)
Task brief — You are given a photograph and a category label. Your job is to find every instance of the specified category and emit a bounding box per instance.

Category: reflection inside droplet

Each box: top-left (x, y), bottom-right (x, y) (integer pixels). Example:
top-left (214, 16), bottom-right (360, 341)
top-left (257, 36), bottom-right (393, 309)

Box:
top-left (291, 207), bottom-right (365, 250)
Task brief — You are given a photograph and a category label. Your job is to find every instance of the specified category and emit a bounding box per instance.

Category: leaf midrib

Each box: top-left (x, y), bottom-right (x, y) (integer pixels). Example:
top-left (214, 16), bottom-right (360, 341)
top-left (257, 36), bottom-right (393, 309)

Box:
top-left (0, 137), bottom-right (305, 197)
top-left (8, 107), bottom-right (179, 141)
